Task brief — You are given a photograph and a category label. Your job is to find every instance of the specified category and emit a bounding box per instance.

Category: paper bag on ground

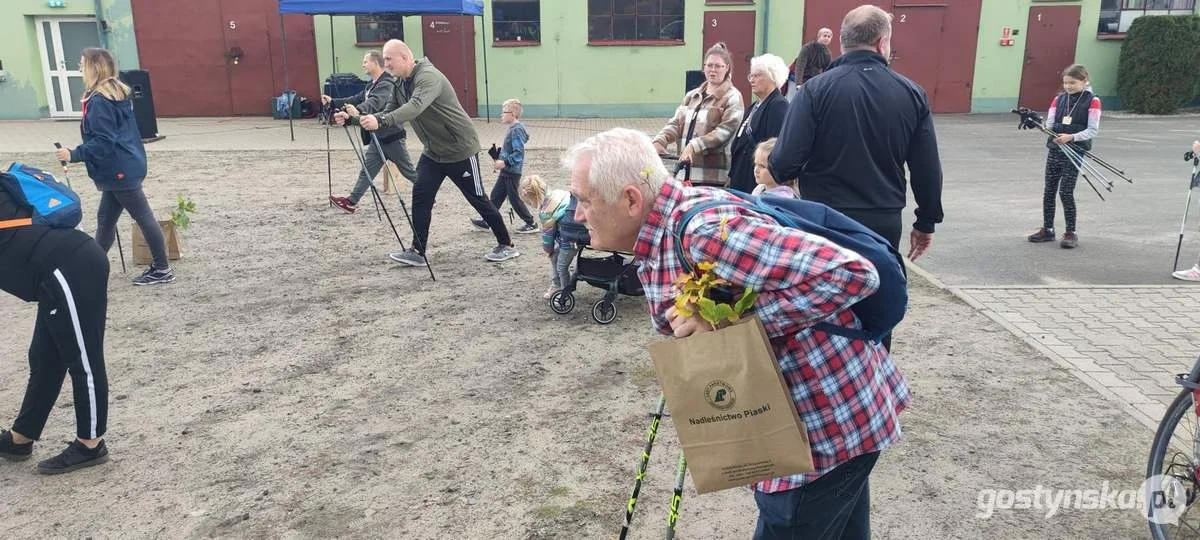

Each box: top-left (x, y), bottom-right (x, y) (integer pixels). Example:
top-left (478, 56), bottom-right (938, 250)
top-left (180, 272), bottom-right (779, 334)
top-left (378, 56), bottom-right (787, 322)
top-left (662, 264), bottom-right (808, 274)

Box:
top-left (649, 316), bottom-right (814, 494)
top-left (132, 220), bottom-right (182, 265)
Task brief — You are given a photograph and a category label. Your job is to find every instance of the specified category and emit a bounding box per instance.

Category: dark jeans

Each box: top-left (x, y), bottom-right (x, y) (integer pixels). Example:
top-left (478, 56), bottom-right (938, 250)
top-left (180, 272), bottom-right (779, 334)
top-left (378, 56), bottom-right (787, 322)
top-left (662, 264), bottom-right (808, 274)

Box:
top-left (411, 153), bottom-right (512, 255)
top-left (835, 209), bottom-right (902, 351)
top-left (753, 452), bottom-right (879, 540)
top-left (13, 239), bottom-right (109, 441)
top-left (488, 170), bottom-right (534, 225)
top-left (95, 188), bottom-right (168, 269)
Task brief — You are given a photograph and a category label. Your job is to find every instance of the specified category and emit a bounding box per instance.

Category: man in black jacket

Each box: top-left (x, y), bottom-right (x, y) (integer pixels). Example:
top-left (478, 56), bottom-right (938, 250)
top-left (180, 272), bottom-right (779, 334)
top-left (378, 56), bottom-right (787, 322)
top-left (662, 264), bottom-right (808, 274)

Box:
top-left (326, 51), bottom-right (416, 214)
top-left (770, 4), bottom-right (943, 261)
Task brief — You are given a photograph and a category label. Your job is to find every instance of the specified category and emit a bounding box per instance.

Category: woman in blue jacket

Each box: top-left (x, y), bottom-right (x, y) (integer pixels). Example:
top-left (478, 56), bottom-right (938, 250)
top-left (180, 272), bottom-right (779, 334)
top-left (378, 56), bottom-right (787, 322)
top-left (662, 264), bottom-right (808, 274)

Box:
top-left (55, 48), bottom-right (173, 285)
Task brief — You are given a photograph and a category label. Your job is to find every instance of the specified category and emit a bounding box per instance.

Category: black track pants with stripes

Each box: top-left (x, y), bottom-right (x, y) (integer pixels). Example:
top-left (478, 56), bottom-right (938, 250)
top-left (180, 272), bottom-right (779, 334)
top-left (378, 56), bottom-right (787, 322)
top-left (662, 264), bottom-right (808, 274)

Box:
top-left (410, 153), bottom-right (512, 255)
top-left (12, 240), bottom-right (109, 441)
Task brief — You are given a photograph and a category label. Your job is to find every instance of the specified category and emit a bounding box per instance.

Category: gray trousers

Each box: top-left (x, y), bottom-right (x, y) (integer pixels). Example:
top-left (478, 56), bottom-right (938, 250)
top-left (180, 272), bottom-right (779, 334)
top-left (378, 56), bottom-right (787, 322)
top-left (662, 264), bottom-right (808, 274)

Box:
top-left (95, 188), bottom-right (168, 269)
top-left (347, 138), bottom-right (418, 205)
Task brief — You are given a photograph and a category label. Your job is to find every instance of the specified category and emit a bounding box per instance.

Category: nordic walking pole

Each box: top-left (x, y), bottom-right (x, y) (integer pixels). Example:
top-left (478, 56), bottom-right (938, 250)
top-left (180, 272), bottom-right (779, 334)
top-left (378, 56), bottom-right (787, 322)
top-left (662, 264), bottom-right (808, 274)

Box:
top-left (340, 125), bottom-right (383, 222)
top-left (665, 451), bottom-right (687, 540)
top-left (326, 108), bottom-right (334, 207)
top-left (620, 394), bottom-right (667, 540)
top-left (369, 131), bottom-right (437, 282)
top-left (52, 142), bottom-right (72, 189)
top-left (343, 126), bottom-right (403, 248)
top-left (1058, 145), bottom-right (1106, 201)
top-left (1176, 151), bottom-right (1200, 272)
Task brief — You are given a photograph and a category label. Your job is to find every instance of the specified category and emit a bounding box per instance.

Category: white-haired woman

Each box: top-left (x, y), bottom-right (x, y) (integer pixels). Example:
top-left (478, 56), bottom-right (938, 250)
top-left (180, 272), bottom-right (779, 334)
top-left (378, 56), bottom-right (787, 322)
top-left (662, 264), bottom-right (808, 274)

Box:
top-left (652, 42), bottom-right (744, 186)
top-left (728, 53), bottom-right (790, 194)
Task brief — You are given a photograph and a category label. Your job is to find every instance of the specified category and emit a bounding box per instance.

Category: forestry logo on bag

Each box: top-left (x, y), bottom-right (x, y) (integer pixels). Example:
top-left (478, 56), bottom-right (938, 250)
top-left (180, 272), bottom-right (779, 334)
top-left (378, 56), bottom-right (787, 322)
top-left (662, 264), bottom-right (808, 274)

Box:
top-left (704, 380), bottom-right (736, 410)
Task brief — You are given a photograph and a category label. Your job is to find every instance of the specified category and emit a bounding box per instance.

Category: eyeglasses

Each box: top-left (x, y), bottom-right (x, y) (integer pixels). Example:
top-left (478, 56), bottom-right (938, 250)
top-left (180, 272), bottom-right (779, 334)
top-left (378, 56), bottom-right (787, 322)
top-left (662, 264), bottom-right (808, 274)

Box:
top-left (501, 110), bottom-right (514, 114)
top-left (747, 72), bottom-right (765, 81)
top-left (704, 63), bottom-right (727, 70)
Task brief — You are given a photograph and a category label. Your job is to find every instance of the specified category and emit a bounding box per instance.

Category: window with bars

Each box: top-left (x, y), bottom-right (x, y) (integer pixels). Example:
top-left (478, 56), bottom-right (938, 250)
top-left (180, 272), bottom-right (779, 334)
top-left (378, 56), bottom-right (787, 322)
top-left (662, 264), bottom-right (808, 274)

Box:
top-left (587, 0), bottom-right (686, 44)
top-left (493, 0), bottom-right (541, 44)
top-left (355, 15), bottom-right (405, 45)
top-left (1098, 0), bottom-right (1196, 35)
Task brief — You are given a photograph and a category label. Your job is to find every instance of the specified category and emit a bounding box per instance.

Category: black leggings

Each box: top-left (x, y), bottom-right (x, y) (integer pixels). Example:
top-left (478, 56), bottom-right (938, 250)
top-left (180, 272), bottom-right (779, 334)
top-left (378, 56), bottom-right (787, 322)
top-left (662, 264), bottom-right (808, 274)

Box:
top-left (488, 171), bottom-right (534, 225)
top-left (411, 154), bottom-right (512, 255)
top-left (95, 188), bottom-right (169, 269)
top-left (1043, 150), bottom-right (1079, 232)
top-left (13, 240), bottom-right (109, 441)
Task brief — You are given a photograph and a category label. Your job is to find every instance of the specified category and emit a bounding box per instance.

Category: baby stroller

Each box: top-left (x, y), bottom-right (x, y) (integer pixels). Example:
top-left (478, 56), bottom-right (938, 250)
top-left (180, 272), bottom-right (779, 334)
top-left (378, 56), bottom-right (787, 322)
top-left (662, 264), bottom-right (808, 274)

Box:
top-left (548, 196), bottom-right (644, 324)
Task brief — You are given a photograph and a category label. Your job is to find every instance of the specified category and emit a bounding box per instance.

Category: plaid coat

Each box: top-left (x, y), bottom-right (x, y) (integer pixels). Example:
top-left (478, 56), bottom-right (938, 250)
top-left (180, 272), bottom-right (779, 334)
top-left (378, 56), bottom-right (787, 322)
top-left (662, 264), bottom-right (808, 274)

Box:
top-left (653, 79), bottom-right (744, 185)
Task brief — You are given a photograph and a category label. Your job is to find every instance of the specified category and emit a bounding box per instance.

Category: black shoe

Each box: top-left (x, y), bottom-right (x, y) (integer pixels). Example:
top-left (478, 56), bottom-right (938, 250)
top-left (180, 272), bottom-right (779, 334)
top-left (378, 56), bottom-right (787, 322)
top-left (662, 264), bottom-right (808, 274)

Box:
top-left (0, 430), bottom-right (32, 461)
top-left (469, 218), bottom-right (490, 231)
top-left (37, 440), bottom-right (108, 475)
top-left (1027, 227), bottom-right (1056, 243)
top-left (132, 266), bottom-right (175, 286)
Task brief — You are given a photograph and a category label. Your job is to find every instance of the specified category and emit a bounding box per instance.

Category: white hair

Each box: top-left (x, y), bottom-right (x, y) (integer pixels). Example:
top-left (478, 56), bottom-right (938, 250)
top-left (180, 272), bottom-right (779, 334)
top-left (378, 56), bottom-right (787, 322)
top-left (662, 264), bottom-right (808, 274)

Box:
top-left (750, 54), bottom-right (790, 90)
top-left (562, 128), bottom-right (667, 205)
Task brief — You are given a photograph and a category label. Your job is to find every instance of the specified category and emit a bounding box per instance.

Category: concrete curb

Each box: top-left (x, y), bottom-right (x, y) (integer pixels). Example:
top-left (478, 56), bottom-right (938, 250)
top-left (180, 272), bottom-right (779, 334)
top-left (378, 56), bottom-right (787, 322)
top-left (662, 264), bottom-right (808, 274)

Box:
top-left (907, 259), bottom-right (1161, 433)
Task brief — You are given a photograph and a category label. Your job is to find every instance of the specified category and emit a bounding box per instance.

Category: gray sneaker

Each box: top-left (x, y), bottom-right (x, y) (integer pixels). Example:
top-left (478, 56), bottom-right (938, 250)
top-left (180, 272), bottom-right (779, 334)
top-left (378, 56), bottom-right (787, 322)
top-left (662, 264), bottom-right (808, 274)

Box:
top-left (389, 248), bottom-right (428, 267)
top-left (515, 222), bottom-right (540, 234)
top-left (485, 244), bottom-right (520, 262)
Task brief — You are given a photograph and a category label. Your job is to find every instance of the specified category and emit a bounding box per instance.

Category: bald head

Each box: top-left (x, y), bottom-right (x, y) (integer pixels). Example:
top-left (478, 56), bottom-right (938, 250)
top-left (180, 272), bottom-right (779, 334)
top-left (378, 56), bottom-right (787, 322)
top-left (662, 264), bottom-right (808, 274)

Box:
top-left (840, 5), bottom-right (892, 55)
top-left (382, 39), bottom-right (417, 79)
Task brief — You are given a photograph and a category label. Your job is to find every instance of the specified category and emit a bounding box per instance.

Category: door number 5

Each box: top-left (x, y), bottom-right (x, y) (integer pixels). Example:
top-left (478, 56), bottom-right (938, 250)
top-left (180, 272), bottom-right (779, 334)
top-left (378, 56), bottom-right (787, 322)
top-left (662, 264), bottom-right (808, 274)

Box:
top-left (229, 20), bottom-right (237, 30)
top-left (898, 14), bottom-right (907, 23)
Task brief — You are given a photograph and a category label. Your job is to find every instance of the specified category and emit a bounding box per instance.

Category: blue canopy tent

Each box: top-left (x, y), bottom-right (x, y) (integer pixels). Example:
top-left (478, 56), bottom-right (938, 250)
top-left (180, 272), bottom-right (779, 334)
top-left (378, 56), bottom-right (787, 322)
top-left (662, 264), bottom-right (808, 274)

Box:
top-left (275, 0), bottom-right (489, 140)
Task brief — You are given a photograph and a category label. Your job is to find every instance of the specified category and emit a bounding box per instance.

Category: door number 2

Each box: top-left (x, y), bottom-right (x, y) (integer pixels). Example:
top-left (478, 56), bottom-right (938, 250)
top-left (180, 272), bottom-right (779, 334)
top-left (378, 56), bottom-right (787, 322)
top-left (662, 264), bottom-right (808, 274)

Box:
top-left (898, 14), bottom-right (907, 23)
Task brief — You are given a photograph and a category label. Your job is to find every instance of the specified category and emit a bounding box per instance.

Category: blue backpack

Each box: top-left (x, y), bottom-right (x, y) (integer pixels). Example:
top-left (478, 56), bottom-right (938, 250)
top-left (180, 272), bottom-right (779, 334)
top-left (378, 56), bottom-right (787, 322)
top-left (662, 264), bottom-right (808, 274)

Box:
top-left (674, 193), bottom-right (908, 342)
top-left (0, 163), bottom-right (82, 230)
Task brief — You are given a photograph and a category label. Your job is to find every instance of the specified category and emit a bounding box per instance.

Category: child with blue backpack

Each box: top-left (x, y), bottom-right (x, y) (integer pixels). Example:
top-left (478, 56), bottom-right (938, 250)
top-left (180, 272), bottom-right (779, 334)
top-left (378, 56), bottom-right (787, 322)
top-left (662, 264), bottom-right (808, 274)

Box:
top-left (54, 48), bottom-right (173, 285)
top-left (519, 175), bottom-right (576, 299)
top-left (0, 164), bottom-right (112, 474)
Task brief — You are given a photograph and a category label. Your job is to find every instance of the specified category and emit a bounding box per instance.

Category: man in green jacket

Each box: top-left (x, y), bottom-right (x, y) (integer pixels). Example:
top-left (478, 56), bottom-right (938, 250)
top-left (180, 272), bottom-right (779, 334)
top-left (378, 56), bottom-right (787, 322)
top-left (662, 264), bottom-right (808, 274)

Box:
top-left (351, 39), bottom-right (518, 267)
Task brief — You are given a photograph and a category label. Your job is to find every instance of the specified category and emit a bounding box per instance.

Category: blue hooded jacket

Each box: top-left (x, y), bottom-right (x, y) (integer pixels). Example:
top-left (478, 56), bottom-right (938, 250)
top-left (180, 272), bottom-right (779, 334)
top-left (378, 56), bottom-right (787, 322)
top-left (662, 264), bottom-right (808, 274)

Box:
top-left (70, 92), bottom-right (147, 191)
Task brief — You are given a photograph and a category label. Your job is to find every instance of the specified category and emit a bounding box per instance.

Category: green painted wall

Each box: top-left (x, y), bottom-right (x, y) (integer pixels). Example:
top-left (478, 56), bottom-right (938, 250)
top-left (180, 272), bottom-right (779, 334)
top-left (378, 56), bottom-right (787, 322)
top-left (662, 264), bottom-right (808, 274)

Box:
top-left (314, 0), bottom-right (808, 118)
top-left (972, 0), bottom-right (1124, 113)
top-left (0, 0), bottom-right (138, 119)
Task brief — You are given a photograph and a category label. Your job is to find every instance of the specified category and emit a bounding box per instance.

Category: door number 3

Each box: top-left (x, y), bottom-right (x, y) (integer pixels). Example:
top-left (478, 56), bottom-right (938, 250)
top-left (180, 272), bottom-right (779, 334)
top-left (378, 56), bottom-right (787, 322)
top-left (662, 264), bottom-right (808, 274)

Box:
top-left (711, 18), bottom-right (718, 27)
top-left (229, 20), bottom-right (237, 30)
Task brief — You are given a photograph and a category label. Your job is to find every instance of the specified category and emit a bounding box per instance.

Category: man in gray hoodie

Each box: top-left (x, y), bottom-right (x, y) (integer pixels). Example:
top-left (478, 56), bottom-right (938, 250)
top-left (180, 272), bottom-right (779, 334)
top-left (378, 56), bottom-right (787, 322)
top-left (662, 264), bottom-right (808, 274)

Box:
top-left (352, 39), bottom-right (518, 267)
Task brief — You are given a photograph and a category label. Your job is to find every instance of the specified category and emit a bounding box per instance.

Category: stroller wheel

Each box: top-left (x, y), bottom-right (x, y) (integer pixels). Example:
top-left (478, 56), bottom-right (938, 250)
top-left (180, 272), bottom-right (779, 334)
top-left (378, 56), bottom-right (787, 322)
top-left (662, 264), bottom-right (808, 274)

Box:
top-left (592, 300), bottom-right (617, 324)
top-left (549, 290), bottom-right (575, 314)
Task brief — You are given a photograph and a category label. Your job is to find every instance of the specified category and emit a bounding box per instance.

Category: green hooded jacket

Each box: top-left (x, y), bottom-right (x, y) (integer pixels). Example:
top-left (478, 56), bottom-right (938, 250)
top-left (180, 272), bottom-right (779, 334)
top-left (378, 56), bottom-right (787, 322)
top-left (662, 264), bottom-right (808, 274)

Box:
top-left (373, 58), bottom-right (479, 163)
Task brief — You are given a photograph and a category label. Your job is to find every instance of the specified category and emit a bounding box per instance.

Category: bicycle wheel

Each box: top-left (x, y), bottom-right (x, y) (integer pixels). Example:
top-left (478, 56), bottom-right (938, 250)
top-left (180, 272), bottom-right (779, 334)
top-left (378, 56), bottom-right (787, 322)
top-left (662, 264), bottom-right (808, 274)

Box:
top-left (1147, 389), bottom-right (1200, 539)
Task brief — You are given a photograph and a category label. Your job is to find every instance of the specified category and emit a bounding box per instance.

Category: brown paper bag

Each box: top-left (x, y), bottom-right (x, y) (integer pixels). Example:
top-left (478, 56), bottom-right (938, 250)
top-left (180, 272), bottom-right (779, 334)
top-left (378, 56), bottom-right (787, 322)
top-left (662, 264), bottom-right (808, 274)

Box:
top-left (375, 162), bottom-right (400, 195)
top-left (132, 220), bottom-right (181, 265)
top-left (649, 316), bottom-right (814, 494)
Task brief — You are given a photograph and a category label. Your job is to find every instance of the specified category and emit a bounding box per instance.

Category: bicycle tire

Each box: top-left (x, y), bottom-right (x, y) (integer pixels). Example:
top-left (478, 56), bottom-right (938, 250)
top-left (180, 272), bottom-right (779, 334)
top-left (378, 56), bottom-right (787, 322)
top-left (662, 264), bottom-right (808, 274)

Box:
top-left (1147, 389), bottom-right (1197, 540)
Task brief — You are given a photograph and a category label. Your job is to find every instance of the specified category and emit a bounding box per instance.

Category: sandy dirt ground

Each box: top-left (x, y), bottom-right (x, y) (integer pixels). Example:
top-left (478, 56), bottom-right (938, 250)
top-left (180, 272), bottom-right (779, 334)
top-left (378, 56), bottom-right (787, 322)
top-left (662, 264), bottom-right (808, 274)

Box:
top-left (0, 149), bottom-right (1159, 538)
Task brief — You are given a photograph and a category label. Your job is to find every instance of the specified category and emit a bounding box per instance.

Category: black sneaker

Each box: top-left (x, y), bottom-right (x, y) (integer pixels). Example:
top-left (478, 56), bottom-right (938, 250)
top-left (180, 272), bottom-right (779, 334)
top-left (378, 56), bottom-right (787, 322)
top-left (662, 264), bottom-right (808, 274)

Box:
top-left (515, 222), bottom-right (540, 234)
top-left (469, 218), bottom-right (490, 231)
top-left (1027, 228), bottom-right (1056, 243)
top-left (0, 430), bottom-right (33, 461)
top-left (132, 266), bottom-right (175, 286)
top-left (37, 440), bottom-right (108, 475)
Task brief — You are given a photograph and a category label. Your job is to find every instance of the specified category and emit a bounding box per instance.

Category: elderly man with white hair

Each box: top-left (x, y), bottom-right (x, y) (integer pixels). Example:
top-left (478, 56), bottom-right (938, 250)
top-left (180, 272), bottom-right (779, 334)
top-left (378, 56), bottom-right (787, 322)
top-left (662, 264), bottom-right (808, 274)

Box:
top-left (728, 53), bottom-right (791, 193)
top-left (567, 127), bottom-right (910, 539)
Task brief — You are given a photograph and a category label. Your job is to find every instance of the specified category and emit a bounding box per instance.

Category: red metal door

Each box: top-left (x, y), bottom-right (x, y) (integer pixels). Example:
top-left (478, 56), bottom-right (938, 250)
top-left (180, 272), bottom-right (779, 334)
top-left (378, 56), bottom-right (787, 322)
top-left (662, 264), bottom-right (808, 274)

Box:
top-left (131, 0), bottom-right (230, 116)
top-left (220, 1), bottom-right (275, 116)
top-left (802, 0), bottom-right (889, 58)
top-left (889, 6), bottom-right (945, 107)
top-left (1019, 6), bottom-right (1081, 111)
top-left (702, 11), bottom-right (755, 107)
top-left (131, 0), bottom-right (318, 116)
top-left (422, 15), bottom-right (478, 116)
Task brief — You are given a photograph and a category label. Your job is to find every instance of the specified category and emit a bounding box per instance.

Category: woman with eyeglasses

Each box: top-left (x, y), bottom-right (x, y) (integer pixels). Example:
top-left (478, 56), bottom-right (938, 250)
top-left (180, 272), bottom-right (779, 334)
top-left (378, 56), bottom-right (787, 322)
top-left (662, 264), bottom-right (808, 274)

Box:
top-left (652, 42), bottom-right (744, 187)
top-left (728, 53), bottom-right (791, 194)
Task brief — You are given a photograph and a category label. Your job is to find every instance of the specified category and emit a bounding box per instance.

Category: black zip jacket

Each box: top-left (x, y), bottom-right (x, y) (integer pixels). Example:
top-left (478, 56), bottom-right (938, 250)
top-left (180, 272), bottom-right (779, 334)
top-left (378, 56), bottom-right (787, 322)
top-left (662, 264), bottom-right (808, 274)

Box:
top-left (769, 50), bottom-right (944, 233)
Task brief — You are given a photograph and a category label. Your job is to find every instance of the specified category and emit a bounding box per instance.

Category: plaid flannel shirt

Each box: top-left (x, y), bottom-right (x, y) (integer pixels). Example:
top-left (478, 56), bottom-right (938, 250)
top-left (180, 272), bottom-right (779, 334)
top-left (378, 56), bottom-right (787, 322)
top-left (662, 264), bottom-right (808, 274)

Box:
top-left (633, 180), bottom-right (911, 493)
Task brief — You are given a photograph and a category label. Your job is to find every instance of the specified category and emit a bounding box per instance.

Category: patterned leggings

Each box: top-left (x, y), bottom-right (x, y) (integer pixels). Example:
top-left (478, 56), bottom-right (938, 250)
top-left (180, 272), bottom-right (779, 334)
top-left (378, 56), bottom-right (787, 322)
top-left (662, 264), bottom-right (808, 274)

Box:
top-left (1043, 149), bottom-right (1079, 232)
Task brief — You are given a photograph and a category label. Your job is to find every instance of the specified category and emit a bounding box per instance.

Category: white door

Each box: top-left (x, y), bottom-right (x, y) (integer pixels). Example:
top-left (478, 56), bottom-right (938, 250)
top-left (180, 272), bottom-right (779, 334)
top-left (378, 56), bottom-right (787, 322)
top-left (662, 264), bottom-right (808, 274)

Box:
top-left (35, 17), bottom-right (101, 117)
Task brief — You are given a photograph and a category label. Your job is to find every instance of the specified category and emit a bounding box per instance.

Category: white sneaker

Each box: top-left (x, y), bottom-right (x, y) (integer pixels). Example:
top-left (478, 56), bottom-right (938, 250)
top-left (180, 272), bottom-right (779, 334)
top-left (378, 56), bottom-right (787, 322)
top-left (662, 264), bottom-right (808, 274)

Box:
top-left (543, 286), bottom-right (558, 299)
top-left (1173, 265), bottom-right (1200, 282)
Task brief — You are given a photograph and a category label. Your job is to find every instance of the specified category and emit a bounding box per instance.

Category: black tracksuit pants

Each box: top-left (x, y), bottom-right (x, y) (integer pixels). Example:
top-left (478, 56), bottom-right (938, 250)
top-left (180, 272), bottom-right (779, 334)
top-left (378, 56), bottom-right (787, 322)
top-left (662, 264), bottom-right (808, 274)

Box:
top-left (488, 170), bottom-right (535, 226)
top-left (411, 153), bottom-right (512, 255)
top-left (13, 240), bottom-right (109, 441)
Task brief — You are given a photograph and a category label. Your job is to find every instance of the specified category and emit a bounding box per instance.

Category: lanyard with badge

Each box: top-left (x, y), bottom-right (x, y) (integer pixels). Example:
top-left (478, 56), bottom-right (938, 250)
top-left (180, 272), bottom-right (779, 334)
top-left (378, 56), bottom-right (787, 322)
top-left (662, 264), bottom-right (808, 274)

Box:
top-left (1061, 92), bottom-right (1083, 125)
